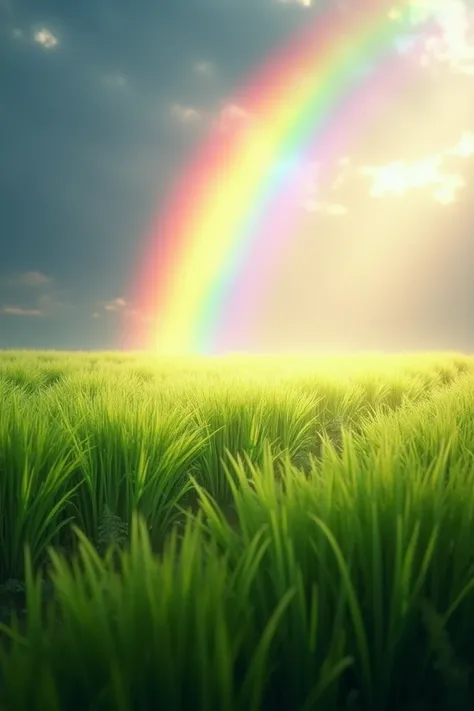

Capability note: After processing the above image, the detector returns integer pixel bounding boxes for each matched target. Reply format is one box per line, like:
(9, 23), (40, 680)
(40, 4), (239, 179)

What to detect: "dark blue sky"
(0, 0), (311, 349)
(1, 0), (474, 353)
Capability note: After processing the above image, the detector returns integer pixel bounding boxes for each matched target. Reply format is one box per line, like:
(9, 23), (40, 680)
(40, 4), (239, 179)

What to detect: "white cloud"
(170, 103), (202, 124)
(33, 27), (58, 50)
(97, 297), (147, 322)
(432, 178), (465, 204)
(360, 130), (473, 205)
(304, 199), (348, 215)
(299, 156), (353, 206)
(169, 100), (250, 134)
(5, 271), (51, 287)
(0, 274), (70, 318)
(400, 0), (474, 75)
(103, 297), (128, 312)
(361, 153), (465, 205)
(1, 306), (44, 317)
(98, 298), (146, 322)
(277, 0), (312, 6)
(193, 60), (214, 76)
(449, 131), (474, 158)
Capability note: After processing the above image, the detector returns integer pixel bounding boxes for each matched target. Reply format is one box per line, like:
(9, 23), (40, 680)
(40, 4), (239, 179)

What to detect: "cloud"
(168, 100), (250, 134)
(98, 297), (145, 322)
(360, 130), (473, 205)
(361, 154), (465, 205)
(10, 24), (59, 49)
(431, 178), (465, 205)
(277, 0), (312, 7)
(396, 0), (474, 75)
(170, 103), (202, 124)
(301, 156), (353, 193)
(216, 103), (251, 133)
(1, 306), (44, 317)
(0, 272), (72, 319)
(299, 157), (353, 213)
(448, 131), (474, 158)
(5, 270), (52, 287)
(304, 199), (348, 215)
(103, 296), (128, 312)
(33, 27), (58, 50)
(193, 60), (214, 76)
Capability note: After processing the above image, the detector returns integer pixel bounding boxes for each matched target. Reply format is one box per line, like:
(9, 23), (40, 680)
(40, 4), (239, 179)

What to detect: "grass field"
(1, 349), (474, 710)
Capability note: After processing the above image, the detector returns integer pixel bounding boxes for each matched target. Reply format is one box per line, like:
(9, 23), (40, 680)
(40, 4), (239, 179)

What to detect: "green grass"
(1, 350), (474, 710)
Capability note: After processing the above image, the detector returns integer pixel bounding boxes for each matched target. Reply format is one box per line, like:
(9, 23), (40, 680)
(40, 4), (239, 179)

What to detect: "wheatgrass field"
(1, 349), (474, 710)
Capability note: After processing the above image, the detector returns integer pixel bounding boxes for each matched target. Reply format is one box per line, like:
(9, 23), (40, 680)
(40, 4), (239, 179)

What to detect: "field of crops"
(1, 350), (474, 710)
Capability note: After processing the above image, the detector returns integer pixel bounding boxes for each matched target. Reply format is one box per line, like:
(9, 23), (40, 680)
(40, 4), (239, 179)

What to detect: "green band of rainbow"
(128, 0), (436, 354)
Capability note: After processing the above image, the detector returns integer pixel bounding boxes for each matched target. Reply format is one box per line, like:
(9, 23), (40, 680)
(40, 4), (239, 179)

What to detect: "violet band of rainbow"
(127, 0), (438, 354)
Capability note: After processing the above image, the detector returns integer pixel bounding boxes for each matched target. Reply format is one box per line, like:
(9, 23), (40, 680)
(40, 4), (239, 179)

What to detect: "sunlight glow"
(361, 155), (465, 204)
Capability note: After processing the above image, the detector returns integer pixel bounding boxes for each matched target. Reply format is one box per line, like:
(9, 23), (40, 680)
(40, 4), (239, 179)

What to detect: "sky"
(1, 0), (474, 353)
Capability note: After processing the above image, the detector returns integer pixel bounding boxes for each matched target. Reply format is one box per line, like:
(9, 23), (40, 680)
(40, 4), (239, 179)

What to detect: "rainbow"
(127, 0), (437, 355)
